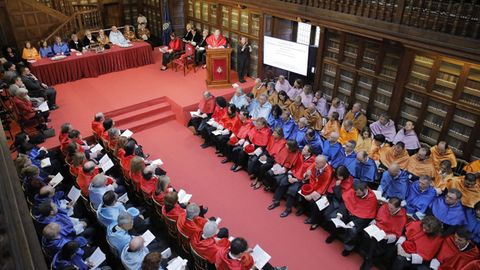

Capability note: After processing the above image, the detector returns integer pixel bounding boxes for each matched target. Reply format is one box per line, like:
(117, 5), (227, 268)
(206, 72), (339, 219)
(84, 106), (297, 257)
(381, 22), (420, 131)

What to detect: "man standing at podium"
(237, 37), (252, 83)
(206, 30), (227, 49)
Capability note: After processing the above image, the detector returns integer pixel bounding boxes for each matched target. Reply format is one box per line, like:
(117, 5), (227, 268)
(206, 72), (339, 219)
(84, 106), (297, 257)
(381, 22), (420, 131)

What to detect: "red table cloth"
(29, 42), (154, 85)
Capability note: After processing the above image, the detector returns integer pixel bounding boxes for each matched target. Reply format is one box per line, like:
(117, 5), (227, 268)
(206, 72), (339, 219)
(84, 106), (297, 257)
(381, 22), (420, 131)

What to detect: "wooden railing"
(277, 0), (480, 39)
(44, 9), (103, 42)
(36, 0), (74, 15)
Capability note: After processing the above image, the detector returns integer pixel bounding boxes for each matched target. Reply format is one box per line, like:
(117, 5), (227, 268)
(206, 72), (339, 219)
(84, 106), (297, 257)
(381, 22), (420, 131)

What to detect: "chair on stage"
(173, 43), (197, 76)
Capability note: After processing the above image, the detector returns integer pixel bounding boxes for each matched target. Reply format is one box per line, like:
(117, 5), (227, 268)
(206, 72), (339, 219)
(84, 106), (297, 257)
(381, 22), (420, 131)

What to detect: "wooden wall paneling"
(390, 48), (414, 124)
(313, 26), (327, 90)
(0, 0), (15, 47)
(169, 0), (185, 35)
(257, 10), (265, 77)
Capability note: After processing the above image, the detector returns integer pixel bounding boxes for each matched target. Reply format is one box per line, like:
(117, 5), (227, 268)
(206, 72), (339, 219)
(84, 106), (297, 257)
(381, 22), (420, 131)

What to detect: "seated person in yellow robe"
(368, 134), (386, 162)
(434, 160), (459, 195)
(463, 160), (480, 177)
(321, 111), (340, 139)
(355, 127), (372, 153)
(303, 104), (323, 131)
(97, 29), (110, 49)
(447, 173), (480, 208)
(378, 141), (410, 170)
(288, 96), (305, 123)
(338, 119), (359, 145)
(252, 78), (268, 98)
(430, 141), (457, 171)
(123, 25), (138, 41)
(272, 91), (291, 111)
(406, 146), (436, 179)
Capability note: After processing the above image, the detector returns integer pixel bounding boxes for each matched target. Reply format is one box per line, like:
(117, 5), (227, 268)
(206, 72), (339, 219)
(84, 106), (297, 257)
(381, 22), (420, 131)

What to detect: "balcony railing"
(279, 0), (480, 39)
(44, 9), (103, 42)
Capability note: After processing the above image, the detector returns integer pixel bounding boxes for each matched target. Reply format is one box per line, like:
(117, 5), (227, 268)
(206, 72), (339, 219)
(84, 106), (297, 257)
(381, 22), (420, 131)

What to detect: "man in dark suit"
(195, 29), (210, 67)
(82, 30), (97, 48)
(19, 66), (58, 109)
(68, 34), (83, 52)
(237, 37), (252, 83)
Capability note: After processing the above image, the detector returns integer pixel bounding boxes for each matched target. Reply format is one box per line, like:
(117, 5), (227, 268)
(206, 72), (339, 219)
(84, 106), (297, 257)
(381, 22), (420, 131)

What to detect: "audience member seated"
(77, 161), (100, 195)
(393, 121), (421, 155)
(91, 112), (105, 137)
(430, 141), (457, 171)
(107, 212), (134, 255)
(464, 160), (480, 176)
(428, 188), (466, 229)
(465, 201), (480, 246)
(21, 165), (46, 199)
(82, 30), (97, 48)
(21, 41), (40, 61)
(19, 66), (58, 109)
(41, 222), (89, 259)
(153, 175), (172, 206)
(52, 241), (92, 270)
(252, 78), (267, 98)
(360, 197), (407, 270)
(97, 29), (111, 49)
(433, 160), (457, 194)
(250, 94), (272, 120)
(405, 175), (436, 218)
(325, 181), (378, 257)
(405, 146), (436, 179)
(88, 174), (120, 209)
(68, 34), (83, 52)
(355, 127), (373, 153)
(430, 228), (479, 270)
(123, 25), (137, 41)
(191, 220), (229, 266)
(378, 163), (409, 201)
(291, 117), (308, 146)
(300, 85), (314, 108)
(162, 191), (185, 221)
(8, 75), (29, 97)
(3, 46), (21, 64)
(160, 32), (182, 71)
(323, 132), (345, 169)
(369, 134), (386, 162)
(141, 252), (166, 270)
(39, 40), (54, 58)
(339, 119), (359, 145)
(52, 36), (70, 55)
(313, 91), (329, 117)
(275, 75), (291, 93)
(346, 151), (377, 184)
(33, 185), (66, 216)
(121, 236), (150, 270)
(187, 91), (216, 134)
(109, 25), (129, 46)
(303, 104), (322, 131)
(321, 111), (341, 138)
(140, 165), (159, 196)
(176, 203), (207, 238)
(378, 142), (409, 169)
(446, 173), (480, 208)
(301, 128), (323, 155)
(339, 140), (356, 169)
(288, 96), (305, 122)
(286, 79), (303, 100)
(13, 87), (50, 124)
(230, 87), (248, 109)
(195, 29), (209, 66)
(344, 103), (367, 131)
(2, 61), (18, 84)
(36, 200), (87, 236)
(391, 216), (443, 270)
(137, 23), (154, 48)
(369, 114), (396, 143)
(328, 97), (346, 121)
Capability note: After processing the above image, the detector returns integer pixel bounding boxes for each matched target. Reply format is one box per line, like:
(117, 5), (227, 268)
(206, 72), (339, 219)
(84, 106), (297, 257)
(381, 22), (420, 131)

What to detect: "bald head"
(315, 155), (328, 169)
(91, 174), (107, 187)
(129, 236), (145, 252)
(437, 141), (448, 154)
(43, 222), (61, 239)
(298, 117), (308, 128)
(329, 132), (339, 143)
(83, 161), (96, 174)
(39, 185), (55, 198)
(388, 163), (401, 177)
(352, 103), (362, 113)
(356, 151), (368, 162)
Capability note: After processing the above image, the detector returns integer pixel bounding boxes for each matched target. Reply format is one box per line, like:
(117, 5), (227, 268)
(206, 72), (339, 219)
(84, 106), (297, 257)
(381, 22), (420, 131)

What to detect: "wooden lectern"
(205, 48), (232, 88)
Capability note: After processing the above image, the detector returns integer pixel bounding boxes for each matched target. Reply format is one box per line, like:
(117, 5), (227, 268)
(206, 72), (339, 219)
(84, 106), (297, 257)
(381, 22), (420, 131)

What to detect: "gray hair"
(108, 128), (120, 139)
(202, 221), (218, 238)
(267, 82), (275, 89)
(94, 112), (105, 121)
(186, 203), (200, 220)
(117, 212), (133, 225)
(91, 174), (107, 187)
(203, 91), (212, 98)
(83, 161), (96, 173)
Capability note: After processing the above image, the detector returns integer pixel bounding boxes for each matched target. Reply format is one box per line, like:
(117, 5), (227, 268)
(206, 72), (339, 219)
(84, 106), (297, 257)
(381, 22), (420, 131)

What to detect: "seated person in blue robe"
(33, 185), (65, 216)
(278, 109), (296, 140)
(246, 93), (258, 115)
(405, 175), (437, 218)
(339, 140), (357, 169)
(465, 201), (480, 245)
(378, 162), (409, 200)
(346, 150), (377, 183)
(41, 222), (88, 259)
(301, 128), (323, 155)
(52, 36), (71, 55)
(428, 188), (467, 228)
(291, 117), (308, 144)
(97, 190), (127, 227)
(107, 212), (134, 256)
(121, 236), (150, 270)
(267, 105), (283, 129)
(36, 199), (79, 236)
(322, 131), (345, 169)
(52, 241), (90, 270)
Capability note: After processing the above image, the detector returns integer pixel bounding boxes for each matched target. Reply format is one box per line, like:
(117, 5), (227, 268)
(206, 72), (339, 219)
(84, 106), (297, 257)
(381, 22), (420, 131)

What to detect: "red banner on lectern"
(212, 58), (227, 81)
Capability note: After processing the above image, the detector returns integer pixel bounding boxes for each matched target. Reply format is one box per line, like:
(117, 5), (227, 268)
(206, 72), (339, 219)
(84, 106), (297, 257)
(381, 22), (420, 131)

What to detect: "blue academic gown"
(267, 114), (282, 129)
(36, 210), (75, 237)
(42, 235), (87, 259)
(97, 202), (127, 227)
(346, 158), (377, 182)
(40, 46), (53, 58)
(107, 223), (133, 255)
(52, 251), (88, 270)
(322, 141), (344, 169)
(53, 42), (70, 55)
(28, 147), (49, 179)
(301, 132), (323, 155)
(247, 99), (259, 115)
(405, 181), (437, 215)
(429, 196), (467, 226)
(292, 126), (308, 146)
(379, 170), (409, 200)
(465, 208), (480, 245)
(281, 118), (296, 140)
(33, 191), (64, 215)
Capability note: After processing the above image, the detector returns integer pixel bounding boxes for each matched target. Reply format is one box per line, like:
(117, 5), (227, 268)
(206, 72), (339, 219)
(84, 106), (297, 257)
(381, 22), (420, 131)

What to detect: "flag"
(162, 0), (173, 45)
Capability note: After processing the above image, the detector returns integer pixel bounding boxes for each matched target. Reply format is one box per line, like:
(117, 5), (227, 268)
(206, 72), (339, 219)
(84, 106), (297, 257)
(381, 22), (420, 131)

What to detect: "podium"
(205, 48), (232, 88)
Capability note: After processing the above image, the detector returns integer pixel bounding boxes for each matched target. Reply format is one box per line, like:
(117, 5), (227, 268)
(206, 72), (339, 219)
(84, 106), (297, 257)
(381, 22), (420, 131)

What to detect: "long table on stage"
(29, 42), (154, 85)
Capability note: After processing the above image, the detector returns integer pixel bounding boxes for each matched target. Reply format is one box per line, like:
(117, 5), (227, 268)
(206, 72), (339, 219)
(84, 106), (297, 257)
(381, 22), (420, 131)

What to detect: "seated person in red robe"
(326, 181), (378, 256)
(248, 127), (286, 182)
(207, 104), (242, 151)
(191, 220), (230, 266)
(187, 91), (216, 134)
(200, 96), (228, 148)
(392, 216), (444, 270)
(160, 32), (183, 71)
(176, 203), (207, 238)
(360, 197), (407, 270)
(76, 161), (99, 195)
(219, 110), (253, 163)
(101, 118), (114, 144)
(13, 87), (49, 124)
(139, 165), (158, 197)
(91, 112), (105, 137)
(162, 191), (185, 221)
(429, 227), (479, 270)
(230, 117), (271, 173)
(153, 175), (173, 206)
(59, 123), (72, 152)
(206, 29), (227, 49)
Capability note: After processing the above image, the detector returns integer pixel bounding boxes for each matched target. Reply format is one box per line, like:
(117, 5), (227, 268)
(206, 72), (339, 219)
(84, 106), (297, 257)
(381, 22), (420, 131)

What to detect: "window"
(297, 22), (311, 45)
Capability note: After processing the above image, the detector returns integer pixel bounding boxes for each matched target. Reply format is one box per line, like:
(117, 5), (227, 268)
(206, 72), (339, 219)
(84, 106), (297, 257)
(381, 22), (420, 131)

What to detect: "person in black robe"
(237, 37), (252, 83)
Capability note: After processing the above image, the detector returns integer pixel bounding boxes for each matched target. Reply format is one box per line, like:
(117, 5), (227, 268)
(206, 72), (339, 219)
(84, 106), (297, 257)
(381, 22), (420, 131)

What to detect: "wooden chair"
(152, 197), (163, 219)
(190, 244), (209, 270)
(163, 215), (178, 240)
(177, 227), (192, 257)
(173, 43), (197, 76)
(455, 158), (469, 176)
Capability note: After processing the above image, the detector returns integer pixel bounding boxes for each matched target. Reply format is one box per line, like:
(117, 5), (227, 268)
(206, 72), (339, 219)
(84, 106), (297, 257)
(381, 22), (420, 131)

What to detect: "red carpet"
(41, 49), (362, 269)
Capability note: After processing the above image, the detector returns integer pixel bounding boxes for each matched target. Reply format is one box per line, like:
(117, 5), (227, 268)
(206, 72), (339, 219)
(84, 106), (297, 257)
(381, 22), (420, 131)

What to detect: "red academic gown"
(215, 247), (254, 270)
(206, 35), (227, 48)
(235, 120), (253, 139)
(460, 260), (480, 270)
(266, 137), (286, 158)
(375, 204), (407, 237)
(140, 177), (158, 197)
(199, 96), (216, 114)
(190, 232), (230, 264)
(437, 235), (480, 270)
(153, 185), (173, 206)
(58, 132), (69, 145)
(168, 38), (183, 51)
(342, 188), (378, 219)
(13, 96), (36, 120)
(327, 175), (354, 194)
(274, 148), (302, 171)
(212, 106), (227, 122)
(247, 126), (271, 147)
(130, 171), (142, 191)
(91, 121), (104, 136)
(162, 204), (185, 221)
(401, 221), (444, 261)
(120, 154), (135, 175)
(291, 155), (316, 180)
(77, 168), (99, 195)
(176, 214), (208, 238)
(306, 163), (334, 194)
(219, 113), (242, 134)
